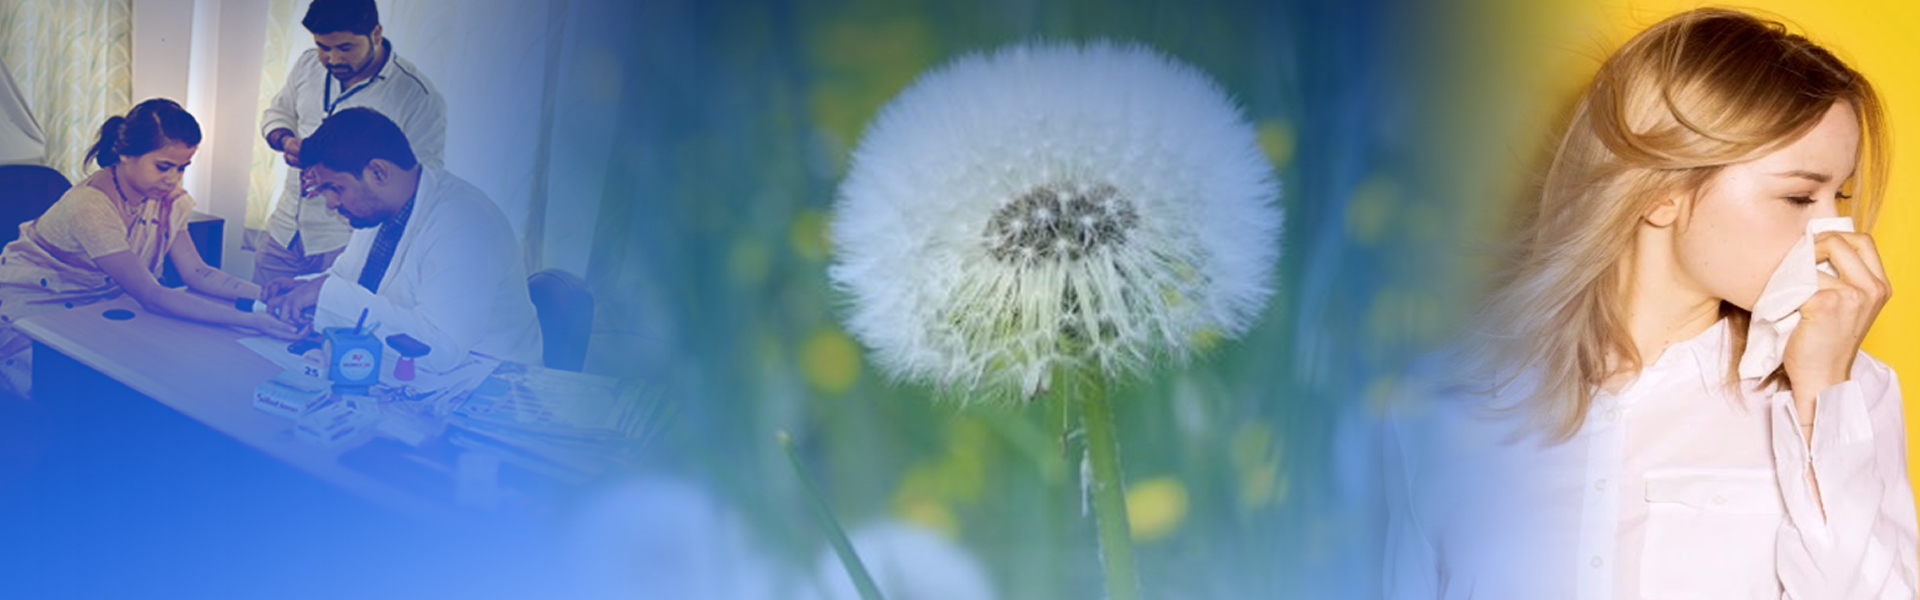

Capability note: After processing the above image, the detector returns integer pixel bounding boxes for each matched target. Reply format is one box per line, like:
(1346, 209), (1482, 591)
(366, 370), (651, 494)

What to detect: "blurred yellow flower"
(1231, 423), (1284, 509)
(1189, 328), (1224, 353)
(1125, 477), (1189, 543)
(940, 426), (989, 504)
(1257, 119), (1295, 169)
(802, 328), (862, 395)
(790, 208), (833, 261)
(945, 416), (994, 454)
(896, 498), (959, 539)
(894, 463), (942, 503)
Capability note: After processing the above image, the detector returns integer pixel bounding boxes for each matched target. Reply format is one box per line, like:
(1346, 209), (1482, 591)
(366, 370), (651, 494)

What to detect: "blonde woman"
(1385, 8), (1916, 598)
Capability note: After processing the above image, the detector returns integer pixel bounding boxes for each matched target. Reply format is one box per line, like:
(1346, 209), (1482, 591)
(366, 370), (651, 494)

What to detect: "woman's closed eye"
(1783, 191), (1850, 207)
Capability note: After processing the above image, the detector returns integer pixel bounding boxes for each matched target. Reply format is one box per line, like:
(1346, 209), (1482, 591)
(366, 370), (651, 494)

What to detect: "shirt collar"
(383, 168), (431, 231)
(1450, 317), (1742, 422)
(370, 38), (397, 83)
(1682, 318), (1732, 391)
(383, 193), (416, 233)
(1594, 317), (1732, 405)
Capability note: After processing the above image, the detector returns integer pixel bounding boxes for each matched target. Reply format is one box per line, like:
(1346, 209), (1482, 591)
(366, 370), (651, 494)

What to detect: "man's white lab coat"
(312, 169), (542, 372)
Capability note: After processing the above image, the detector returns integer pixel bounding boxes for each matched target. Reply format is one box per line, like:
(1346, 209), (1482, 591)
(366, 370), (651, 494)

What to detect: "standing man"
(258, 0), (445, 285)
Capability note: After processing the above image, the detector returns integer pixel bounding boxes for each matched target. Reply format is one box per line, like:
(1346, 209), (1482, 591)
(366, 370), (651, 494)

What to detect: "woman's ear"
(1643, 192), (1684, 228)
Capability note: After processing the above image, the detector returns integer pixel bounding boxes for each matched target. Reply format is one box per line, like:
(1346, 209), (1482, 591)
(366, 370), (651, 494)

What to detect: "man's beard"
(329, 58), (367, 81)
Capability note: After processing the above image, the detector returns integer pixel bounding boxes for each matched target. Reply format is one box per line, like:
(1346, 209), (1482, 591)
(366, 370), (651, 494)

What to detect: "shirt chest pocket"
(1640, 468), (1784, 600)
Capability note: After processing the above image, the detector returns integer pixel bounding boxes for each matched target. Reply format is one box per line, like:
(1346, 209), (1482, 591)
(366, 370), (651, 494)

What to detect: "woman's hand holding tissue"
(1783, 231), (1891, 418)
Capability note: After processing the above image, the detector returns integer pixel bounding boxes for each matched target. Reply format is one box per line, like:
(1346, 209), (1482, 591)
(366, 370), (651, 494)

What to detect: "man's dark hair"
(301, 0), (379, 36)
(302, 107), (418, 177)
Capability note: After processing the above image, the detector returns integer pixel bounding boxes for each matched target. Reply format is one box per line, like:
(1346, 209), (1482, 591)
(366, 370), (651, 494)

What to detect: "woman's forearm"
(137, 286), (259, 329)
(183, 264), (261, 300)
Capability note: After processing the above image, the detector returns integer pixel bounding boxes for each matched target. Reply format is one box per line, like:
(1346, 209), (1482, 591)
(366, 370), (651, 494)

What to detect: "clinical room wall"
(130, 0), (271, 278)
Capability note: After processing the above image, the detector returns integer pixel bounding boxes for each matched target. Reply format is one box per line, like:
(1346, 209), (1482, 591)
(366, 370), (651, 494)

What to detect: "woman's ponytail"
(85, 115), (127, 167)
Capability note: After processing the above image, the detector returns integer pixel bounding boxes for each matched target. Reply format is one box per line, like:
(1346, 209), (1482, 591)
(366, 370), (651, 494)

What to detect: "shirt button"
(1712, 495), (1728, 506)
(1590, 556), (1604, 568)
(1605, 408), (1621, 422)
(1593, 479), (1608, 492)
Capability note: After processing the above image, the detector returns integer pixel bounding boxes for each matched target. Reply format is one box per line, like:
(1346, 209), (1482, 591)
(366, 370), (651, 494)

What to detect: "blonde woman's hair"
(1472, 7), (1889, 439)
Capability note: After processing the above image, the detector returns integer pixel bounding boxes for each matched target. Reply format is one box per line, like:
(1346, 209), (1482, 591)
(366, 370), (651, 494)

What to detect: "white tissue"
(1738, 217), (1854, 379)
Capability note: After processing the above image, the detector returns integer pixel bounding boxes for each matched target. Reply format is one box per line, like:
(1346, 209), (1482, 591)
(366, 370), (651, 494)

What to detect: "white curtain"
(243, 0), (304, 234)
(0, 54), (46, 166)
(0, 0), (131, 180)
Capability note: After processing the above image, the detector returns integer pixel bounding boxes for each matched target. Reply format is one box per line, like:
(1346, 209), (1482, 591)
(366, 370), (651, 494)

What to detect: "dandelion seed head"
(984, 182), (1138, 265)
(829, 40), (1282, 403)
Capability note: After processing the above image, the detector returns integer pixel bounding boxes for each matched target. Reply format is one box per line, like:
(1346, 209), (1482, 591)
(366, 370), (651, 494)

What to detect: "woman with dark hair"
(0, 98), (301, 397)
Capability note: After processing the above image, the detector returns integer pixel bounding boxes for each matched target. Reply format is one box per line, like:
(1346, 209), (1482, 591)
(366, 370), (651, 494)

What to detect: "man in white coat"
(257, 0), (446, 285)
(264, 108), (540, 372)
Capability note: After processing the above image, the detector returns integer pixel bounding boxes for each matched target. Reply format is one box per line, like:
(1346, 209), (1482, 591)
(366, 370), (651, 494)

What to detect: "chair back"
(527, 268), (593, 371)
(0, 164), (69, 246)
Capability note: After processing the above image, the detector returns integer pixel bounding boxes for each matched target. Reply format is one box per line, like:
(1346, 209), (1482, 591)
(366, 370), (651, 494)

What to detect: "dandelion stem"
(778, 430), (888, 600)
(1073, 373), (1140, 600)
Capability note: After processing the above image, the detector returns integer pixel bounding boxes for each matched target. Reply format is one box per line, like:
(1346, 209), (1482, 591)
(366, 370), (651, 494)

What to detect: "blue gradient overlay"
(0, 0), (1491, 598)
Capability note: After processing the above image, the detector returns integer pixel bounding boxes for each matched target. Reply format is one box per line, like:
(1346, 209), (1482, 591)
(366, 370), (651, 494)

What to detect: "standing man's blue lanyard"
(323, 72), (376, 115)
(297, 65), (378, 249)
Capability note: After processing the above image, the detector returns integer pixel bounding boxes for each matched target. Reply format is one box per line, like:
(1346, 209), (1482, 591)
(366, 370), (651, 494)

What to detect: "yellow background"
(1565, 0), (1920, 499)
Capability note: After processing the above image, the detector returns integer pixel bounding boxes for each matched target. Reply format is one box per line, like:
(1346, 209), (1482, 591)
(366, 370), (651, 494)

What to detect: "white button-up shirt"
(260, 39), (446, 255)
(1386, 318), (1917, 599)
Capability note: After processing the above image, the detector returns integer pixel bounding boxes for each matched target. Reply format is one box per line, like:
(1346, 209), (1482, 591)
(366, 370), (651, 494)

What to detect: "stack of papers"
(446, 363), (670, 484)
(295, 397), (364, 446)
